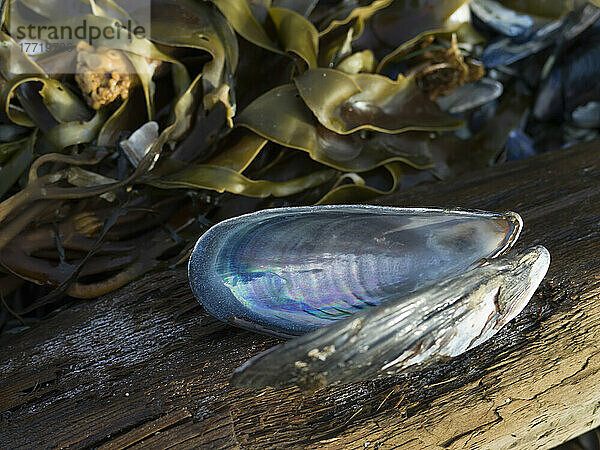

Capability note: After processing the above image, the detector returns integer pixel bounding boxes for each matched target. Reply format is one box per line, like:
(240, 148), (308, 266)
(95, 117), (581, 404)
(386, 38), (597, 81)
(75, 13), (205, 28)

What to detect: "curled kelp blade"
(231, 246), (550, 390)
(189, 206), (522, 338)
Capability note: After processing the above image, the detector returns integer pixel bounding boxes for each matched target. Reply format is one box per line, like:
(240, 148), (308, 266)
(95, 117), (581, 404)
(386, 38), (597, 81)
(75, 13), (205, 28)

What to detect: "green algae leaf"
(0, 124), (29, 143)
(159, 73), (204, 146)
(66, 167), (117, 202)
(39, 80), (91, 123)
(211, 1), (321, 71)
(126, 53), (157, 121)
(211, 0), (282, 54)
(0, 137), (23, 164)
(96, 94), (144, 147)
(0, 31), (46, 78)
(0, 131), (36, 197)
(367, 0), (470, 46)
(44, 109), (108, 150)
(316, 162), (403, 205)
(237, 84), (434, 172)
(0, 76), (47, 128)
(149, 0), (238, 100)
(206, 131), (268, 172)
(136, 71), (204, 166)
(336, 50), (377, 74)
(269, 7), (319, 69)
(18, 0), (127, 19)
(272, 0), (319, 17)
(0, 74), (205, 225)
(294, 69), (463, 135)
(318, 0), (393, 37)
(149, 163), (336, 198)
(5, 11), (190, 122)
(0, 33), (90, 126)
(153, 131), (332, 200)
(0, 75), (90, 130)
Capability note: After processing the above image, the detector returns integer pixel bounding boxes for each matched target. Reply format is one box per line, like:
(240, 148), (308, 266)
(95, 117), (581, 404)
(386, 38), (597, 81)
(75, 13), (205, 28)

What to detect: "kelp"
(0, 33), (90, 127)
(317, 0), (393, 37)
(272, 0), (319, 17)
(39, 80), (91, 123)
(212, 0), (323, 72)
(294, 68), (463, 134)
(237, 84), (436, 172)
(0, 131), (36, 197)
(149, 162), (337, 198)
(269, 7), (319, 69)
(96, 94), (143, 147)
(0, 0), (563, 307)
(366, 0), (470, 46)
(337, 50), (377, 74)
(44, 109), (107, 149)
(316, 162), (403, 204)
(212, 0), (282, 54)
(149, 0), (238, 107)
(204, 131), (268, 172)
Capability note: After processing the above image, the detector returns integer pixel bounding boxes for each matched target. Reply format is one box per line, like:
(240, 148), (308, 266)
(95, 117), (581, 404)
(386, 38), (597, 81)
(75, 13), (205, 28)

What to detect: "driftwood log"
(1, 141), (600, 449)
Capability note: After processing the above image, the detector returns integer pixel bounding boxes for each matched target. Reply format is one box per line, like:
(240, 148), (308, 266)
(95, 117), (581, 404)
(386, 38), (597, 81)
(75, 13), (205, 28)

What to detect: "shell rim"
(190, 204), (523, 257)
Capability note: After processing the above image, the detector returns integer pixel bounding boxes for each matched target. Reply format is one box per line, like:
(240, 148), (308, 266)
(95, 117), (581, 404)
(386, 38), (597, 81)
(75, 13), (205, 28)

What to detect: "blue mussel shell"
(189, 206), (522, 338)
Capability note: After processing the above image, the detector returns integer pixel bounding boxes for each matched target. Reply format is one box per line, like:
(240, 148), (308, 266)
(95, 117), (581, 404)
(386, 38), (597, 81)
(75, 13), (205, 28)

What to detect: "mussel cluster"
(470, 0), (600, 156)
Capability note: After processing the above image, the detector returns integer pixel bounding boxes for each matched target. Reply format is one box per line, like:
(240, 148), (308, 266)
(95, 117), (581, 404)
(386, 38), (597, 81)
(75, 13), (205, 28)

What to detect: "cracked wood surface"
(1, 140), (600, 449)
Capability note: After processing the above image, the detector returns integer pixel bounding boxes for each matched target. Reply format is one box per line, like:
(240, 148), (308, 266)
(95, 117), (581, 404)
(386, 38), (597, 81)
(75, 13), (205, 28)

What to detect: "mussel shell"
(231, 246), (551, 390)
(436, 78), (504, 114)
(470, 0), (534, 38)
(534, 34), (600, 121)
(572, 101), (600, 128)
(506, 129), (537, 161)
(481, 22), (559, 68)
(482, 3), (600, 69)
(189, 206), (522, 338)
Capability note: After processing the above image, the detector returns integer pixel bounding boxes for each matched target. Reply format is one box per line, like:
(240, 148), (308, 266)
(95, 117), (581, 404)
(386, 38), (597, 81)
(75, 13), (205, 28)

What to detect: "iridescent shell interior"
(188, 206), (522, 337)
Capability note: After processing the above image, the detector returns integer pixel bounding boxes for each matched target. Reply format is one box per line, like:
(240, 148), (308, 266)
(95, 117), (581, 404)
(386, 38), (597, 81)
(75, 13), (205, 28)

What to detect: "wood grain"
(1, 140), (599, 449)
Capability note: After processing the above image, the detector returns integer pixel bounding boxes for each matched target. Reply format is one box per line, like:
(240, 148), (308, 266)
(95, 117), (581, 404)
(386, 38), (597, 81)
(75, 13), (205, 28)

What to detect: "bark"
(1, 140), (600, 449)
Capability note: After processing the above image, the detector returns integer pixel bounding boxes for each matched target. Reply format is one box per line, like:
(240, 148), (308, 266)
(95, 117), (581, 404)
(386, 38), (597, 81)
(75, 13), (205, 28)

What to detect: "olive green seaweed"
(0, 0), (547, 300)
(237, 84), (439, 172)
(294, 68), (463, 134)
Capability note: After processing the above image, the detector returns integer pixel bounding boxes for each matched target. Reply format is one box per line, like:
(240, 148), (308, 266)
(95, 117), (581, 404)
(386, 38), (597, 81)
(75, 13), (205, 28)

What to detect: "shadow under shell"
(189, 205), (522, 338)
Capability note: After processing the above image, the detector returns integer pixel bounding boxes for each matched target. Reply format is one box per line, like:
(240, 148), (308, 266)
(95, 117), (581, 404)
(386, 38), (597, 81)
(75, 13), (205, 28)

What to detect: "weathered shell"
(506, 129), (536, 161)
(482, 3), (600, 68)
(481, 22), (560, 68)
(231, 246), (550, 390)
(470, 0), (534, 37)
(189, 206), (522, 338)
(534, 32), (600, 121)
(572, 101), (600, 128)
(436, 78), (503, 114)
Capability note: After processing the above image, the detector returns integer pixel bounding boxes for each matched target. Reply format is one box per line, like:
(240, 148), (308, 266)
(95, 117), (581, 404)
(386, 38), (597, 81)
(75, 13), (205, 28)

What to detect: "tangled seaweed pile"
(0, 0), (599, 327)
